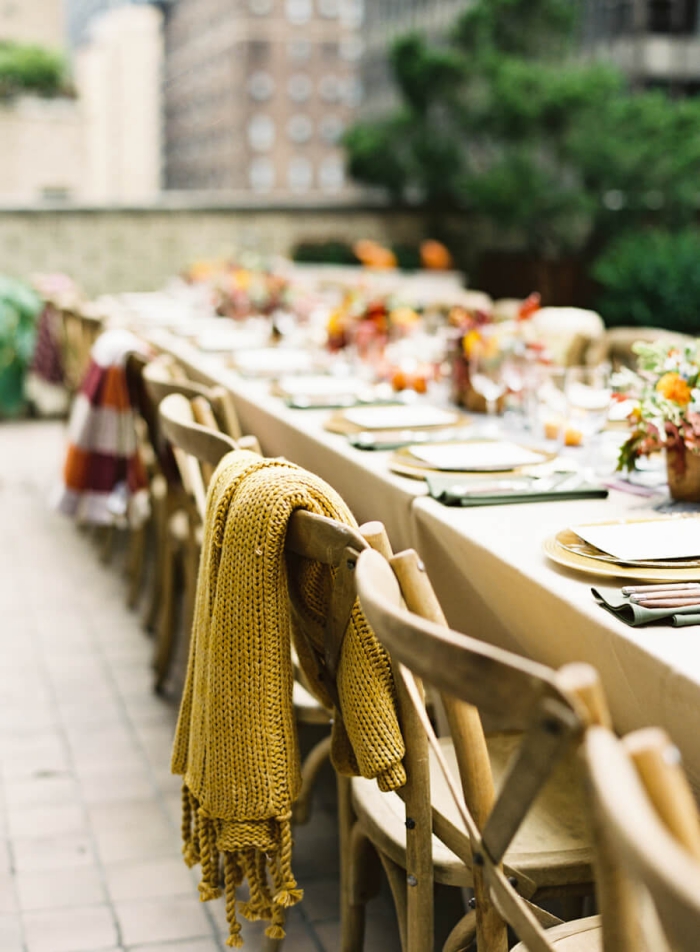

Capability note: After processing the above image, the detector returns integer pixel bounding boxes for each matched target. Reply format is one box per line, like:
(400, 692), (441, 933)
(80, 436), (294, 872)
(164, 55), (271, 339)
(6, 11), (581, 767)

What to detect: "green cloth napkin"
(426, 474), (609, 508)
(592, 586), (700, 628)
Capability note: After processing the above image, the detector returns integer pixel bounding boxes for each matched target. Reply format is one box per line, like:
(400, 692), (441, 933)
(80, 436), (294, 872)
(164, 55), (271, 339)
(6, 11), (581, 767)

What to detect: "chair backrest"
(355, 546), (609, 952)
(158, 391), (392, 701)
(143, 356), (243, 440)
(585, 725), (700, 952)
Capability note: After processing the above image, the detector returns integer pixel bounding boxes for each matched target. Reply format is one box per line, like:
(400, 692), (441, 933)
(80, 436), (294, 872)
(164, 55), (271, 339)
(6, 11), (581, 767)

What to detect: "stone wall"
(0, 202), (430, 296)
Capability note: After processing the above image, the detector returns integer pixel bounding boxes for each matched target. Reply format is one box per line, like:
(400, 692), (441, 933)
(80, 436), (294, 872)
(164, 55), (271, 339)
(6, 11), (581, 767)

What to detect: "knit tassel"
(271, 813), (303, 908)
(198, 814), (222, 901)
(182, 786), (201, 868)
(224, 852), (244, 948)
(238, 849), (272, 922)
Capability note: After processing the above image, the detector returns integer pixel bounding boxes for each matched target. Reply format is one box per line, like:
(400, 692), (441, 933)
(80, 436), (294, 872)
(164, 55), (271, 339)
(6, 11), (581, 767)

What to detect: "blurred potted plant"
(617, 341), (700, 501)
(0, 275), (41, 417)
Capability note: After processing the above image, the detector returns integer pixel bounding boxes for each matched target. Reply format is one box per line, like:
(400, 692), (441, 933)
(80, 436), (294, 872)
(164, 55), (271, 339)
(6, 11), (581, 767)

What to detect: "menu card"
(233, 349), (315, 376)
(571, 518), (700, 562)
(342, 406), (457, 430)
(410, 441), (545, 472)
(277, 375), (363, 397)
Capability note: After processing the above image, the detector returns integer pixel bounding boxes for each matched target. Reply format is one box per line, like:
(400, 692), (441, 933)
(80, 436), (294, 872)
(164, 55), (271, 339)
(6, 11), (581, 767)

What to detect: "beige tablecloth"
(412, 494), (700, 792)
(148, 327), (700, 791)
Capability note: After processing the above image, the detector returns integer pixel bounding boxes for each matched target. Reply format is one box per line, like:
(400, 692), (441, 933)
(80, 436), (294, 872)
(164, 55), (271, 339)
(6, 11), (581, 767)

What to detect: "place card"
(342, 406), (458, 431)
(275, 375), (364, 397)
(571, 517), (700, 562)
(410, 441), (546, 472)
(232, 348), (316, 376)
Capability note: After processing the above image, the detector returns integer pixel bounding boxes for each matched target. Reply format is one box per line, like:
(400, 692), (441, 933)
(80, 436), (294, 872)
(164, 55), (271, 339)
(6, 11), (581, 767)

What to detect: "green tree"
(343, 0), (700, 260)
(0, 42), (69, 99)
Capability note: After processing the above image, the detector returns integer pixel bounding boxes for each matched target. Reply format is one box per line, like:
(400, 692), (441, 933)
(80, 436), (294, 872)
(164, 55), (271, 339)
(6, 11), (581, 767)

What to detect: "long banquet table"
(144, 326), (700, 792)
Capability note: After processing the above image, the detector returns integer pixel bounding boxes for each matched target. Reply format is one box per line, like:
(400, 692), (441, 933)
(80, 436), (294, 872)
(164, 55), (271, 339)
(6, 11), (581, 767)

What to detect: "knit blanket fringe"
(171, 451), (406, 946)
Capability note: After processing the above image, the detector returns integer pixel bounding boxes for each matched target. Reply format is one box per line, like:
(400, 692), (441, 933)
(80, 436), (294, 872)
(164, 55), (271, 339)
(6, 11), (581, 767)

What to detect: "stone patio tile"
(23, 903), (117, 952)
(15, 865), (105, 912)
(114, 893), (213, 946)
(104, 855), (194, 902)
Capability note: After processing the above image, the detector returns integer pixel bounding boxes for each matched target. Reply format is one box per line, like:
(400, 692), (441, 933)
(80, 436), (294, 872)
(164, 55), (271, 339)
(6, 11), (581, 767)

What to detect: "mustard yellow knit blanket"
(171, 450), (406, 947)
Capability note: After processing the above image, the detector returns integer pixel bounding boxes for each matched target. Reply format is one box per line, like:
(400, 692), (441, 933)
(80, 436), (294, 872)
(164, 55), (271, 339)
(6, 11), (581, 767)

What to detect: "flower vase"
(666, 446), (700, 503)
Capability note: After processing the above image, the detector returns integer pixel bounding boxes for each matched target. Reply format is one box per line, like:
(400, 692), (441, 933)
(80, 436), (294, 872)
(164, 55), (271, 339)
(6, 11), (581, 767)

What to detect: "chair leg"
(153, 535), (178, 694)
(339, 777), (382, 952)
(442, 910), (477, 952)
(126, 523), (147, 609)
(144, 492), (168, 633)
(98, 524), (115, 564)
(378, 853), (409, 952)
(292, 733), (332, 826)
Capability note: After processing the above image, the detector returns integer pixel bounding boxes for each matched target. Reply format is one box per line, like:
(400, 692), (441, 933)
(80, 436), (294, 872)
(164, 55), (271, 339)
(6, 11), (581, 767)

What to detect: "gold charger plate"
(556, 522), (700, 570)
(388, 441), (556, 482)
(544, 532), (700, 582)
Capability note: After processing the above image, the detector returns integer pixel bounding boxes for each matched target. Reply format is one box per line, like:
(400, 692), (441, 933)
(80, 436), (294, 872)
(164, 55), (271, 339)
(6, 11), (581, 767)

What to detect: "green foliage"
(343, 0), (700, 260)
(0, 42), (69, 99)
(0, 276), (41, 417)
(592, 229), (700, 334)
(292, 241), (359, 266)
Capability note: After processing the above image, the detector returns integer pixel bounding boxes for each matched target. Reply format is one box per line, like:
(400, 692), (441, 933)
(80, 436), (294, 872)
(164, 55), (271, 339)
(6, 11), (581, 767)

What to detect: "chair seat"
(293, 679), (331, 725)
(351, 733), (593, 890)
(511, 915), (601, 951)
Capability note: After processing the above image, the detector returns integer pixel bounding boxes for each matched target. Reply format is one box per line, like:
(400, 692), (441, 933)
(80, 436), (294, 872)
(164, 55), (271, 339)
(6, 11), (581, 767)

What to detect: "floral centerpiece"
(617, 340), (700, 500)
(449, 293), (542, 412)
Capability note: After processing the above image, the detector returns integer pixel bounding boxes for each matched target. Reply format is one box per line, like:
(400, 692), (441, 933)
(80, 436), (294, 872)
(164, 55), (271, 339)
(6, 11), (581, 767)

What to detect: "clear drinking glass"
(469, 328), (507, 424)
(565, 364), (612, 475)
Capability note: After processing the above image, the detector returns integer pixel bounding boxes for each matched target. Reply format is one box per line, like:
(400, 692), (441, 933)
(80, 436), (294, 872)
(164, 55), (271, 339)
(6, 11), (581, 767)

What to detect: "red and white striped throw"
(55, 329), (150, 526)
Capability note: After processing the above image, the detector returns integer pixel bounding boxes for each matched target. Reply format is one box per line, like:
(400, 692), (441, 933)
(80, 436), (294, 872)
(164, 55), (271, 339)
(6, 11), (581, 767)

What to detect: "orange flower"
(656, 372), (692, 406)
(420, 239), (452, 270)
(353, 239), (397, 269)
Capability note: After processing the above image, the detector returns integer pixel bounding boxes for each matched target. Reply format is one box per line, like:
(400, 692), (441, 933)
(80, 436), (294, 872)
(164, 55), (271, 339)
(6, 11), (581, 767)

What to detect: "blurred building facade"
(360, 0), (468, 117)
(581, 0), (700, 94)
(73, 4), (163, 202)
(162, 0), (364, 198)
(66, 0), (163, 48)
(0, 0), (66, 48)
(0, 0), (86, 204)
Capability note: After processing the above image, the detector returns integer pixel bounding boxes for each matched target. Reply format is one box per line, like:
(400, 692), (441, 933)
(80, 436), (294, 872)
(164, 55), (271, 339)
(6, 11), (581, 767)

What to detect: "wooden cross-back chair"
(58, 303), (105, 395)
(141, 360), (257, 692)
(159, 391), (394, 838)
(350, 546), (610, 952)
(577, 725), (700, 952)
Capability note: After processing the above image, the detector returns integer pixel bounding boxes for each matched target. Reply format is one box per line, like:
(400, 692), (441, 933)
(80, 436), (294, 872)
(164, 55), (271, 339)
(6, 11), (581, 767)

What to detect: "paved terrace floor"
(0, 421), (405, 952)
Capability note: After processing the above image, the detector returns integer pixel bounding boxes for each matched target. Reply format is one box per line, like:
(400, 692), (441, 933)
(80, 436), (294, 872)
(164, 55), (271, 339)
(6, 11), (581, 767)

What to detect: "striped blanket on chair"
(54, 329), (150, 527)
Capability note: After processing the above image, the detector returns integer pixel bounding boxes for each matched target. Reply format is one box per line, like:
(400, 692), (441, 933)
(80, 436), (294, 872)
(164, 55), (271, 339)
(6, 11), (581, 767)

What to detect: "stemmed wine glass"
(565, 364), (612, 478)
(469, 328), (507, 433)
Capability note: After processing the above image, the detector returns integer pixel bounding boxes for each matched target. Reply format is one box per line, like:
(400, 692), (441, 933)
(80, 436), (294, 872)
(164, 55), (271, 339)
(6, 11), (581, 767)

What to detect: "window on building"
(288, 73), (313, 101)
(249, 40), (271, 62)
(319, 114), (345, 143)
(339, 0), (363, 27)
(318, 0), (340, 17)
(287, 114), (314, 143)
(648, 0), (698, 33)
(287, 156), (313, 192)
(319, 74), (342, 102)
(343, 76), (363, 107)
(249, 157), (276, 192)
(248, 71), (275, 101)
(285, 0), (313, 24)
(288, 39), (312, 61)
(318, 156), (345, 192)
(248, 114), (276, 151)
(339, 36), (364, 61)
